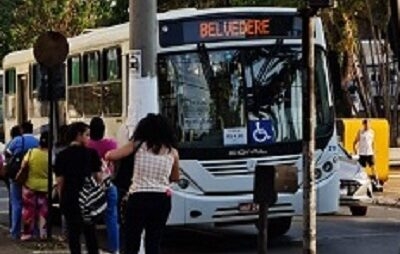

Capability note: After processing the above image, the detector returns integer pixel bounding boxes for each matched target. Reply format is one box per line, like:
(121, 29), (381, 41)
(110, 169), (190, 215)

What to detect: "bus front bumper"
(167, 191), (295, 226)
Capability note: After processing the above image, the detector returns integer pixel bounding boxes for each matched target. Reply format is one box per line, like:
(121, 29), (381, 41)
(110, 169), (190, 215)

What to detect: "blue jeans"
(105, 184), (119, 252)
(10, 180), (22, 239)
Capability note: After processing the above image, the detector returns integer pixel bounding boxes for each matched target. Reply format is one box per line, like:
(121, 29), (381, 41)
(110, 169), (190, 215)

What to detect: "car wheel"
(350, 206), (368, 216)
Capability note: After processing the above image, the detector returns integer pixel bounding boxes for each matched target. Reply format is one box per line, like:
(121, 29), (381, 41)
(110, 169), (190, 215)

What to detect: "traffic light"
(308, 0), (334, 8)
(38, 63), (66, 101)
(50, 64), (66, 100)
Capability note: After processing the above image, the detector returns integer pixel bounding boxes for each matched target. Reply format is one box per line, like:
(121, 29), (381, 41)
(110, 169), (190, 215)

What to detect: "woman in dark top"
(55, 122), (102, 254)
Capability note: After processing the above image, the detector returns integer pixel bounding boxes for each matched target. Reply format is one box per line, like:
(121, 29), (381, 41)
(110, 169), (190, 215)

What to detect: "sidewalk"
(0, 223), (145, 254)
(0, 225), (28, 254)
(372, 166), (400, 207)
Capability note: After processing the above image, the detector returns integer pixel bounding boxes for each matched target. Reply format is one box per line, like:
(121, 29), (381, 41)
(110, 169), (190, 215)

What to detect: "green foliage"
(0, 0), (21, 67)
(1, 0), (116, 65)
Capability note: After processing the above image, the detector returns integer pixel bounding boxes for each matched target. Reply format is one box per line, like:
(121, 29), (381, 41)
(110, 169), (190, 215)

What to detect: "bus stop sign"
(33, 31), (69, 68)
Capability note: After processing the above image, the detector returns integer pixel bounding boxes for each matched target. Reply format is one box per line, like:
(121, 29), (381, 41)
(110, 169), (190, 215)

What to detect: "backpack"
(78, 148), (111, 223)
(78, 176), (110, 223)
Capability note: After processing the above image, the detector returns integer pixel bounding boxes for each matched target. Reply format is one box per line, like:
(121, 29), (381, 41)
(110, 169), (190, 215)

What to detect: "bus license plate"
(239, 203), (259, 213)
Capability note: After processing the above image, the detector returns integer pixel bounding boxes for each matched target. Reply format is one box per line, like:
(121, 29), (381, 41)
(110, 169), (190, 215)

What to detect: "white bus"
(2, 7), (339, 235)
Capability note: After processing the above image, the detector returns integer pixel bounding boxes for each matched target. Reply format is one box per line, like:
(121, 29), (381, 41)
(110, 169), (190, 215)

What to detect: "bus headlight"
(322, 161), (333, 173)
(315, 168), (322, 179)
(178, 179), (190, 189)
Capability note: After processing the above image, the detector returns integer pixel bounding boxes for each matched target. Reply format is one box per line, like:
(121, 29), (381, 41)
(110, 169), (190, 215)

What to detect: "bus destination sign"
(159, 14), (302, 47)
(199, 19), (271, 39)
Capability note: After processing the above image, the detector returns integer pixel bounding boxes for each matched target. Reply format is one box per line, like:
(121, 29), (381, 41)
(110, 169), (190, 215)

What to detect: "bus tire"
(350, 206), (368, 216)
(255, 217), (292, 237)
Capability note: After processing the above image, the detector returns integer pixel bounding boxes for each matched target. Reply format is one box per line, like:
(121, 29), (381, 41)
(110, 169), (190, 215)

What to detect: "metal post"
(257, 203), (268, 254)
(302, 8), (317, 254)
(254, 166), (276, 254)
(128, 0), (158, 125)
(47, 68), (54, 239)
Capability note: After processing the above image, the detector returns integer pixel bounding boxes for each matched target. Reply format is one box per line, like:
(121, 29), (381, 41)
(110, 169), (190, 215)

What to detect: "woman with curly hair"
(105, 113), (180, 254)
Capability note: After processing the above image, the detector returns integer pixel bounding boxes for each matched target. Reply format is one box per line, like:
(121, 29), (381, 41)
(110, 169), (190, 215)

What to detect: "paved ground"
(0, 225), (26, 254)
(373, 167), (400, 206)
(1, 167), (400, 253)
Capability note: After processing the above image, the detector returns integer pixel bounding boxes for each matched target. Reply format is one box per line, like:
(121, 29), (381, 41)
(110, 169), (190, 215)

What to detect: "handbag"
(15, 149), (33, 186)
(112, 141), (143, 194)
(5, 136), (25, 180)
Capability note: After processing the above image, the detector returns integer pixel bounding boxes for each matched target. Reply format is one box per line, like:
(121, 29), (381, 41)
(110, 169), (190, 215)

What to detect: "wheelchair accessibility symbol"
(248, 120), (274, 144)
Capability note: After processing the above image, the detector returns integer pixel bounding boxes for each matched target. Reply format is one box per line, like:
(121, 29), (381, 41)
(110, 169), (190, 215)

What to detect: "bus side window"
(68, 55), (82, 86)
(102, 47), (123, 117)
(103, 47), (122, 81)
(29, 64), (49, 117)
(67, 55), (84, 118)
(5, 69), (16, 119)
(83, 51), (100, 83)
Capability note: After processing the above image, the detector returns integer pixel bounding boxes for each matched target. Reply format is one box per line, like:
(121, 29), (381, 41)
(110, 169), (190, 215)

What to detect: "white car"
(336, 144), (373, 216)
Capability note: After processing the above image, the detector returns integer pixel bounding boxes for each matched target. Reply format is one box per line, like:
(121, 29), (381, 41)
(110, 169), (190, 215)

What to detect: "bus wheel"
(350, 206), (368, 216)
(255, 217), (292, 237)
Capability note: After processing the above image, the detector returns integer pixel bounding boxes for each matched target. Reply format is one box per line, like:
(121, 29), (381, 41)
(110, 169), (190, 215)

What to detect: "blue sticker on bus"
(248, 120), (275, 144)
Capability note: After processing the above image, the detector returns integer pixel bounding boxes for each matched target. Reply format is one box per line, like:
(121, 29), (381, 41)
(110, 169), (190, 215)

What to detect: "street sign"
(33, 31), (69, 68)
(130, 49), (142, 78)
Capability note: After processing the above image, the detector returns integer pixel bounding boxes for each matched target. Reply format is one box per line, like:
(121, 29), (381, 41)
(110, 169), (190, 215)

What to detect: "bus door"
(17, 74), (29, 124)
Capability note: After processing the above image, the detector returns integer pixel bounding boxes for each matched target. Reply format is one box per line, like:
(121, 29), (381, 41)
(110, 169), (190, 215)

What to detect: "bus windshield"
(158, 45), (332, 149)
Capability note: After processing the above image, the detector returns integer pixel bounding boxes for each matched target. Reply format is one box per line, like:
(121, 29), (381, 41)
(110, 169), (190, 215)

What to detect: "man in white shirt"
(353, 119), (382, 191)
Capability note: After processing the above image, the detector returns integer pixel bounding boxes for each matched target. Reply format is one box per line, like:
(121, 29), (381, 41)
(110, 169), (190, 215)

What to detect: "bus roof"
(3, 7), (325, 69)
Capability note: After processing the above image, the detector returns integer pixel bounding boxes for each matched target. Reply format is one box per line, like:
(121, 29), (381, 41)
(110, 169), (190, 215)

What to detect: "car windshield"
(158, 45), (332, 149)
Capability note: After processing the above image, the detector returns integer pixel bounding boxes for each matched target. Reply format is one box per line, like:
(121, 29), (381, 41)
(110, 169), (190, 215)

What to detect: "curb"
(371, 196), (400, 208)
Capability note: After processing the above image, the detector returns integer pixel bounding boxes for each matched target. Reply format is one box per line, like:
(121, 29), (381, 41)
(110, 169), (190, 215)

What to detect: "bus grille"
(212, 203), (294, 223)
(200, 155), (300, 177)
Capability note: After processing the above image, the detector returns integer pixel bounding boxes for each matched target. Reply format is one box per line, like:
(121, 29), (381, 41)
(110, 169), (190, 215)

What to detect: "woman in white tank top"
(105, 114), (180, 254)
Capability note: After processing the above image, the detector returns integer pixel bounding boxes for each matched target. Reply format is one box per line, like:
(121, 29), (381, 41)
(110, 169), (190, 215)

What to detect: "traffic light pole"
(33, 31), (68, 242)
(302, 8), (317, 254)
(47, 68), (54, 239)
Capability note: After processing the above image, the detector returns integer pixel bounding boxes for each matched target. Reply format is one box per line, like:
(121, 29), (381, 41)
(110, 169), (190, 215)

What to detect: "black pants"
(64, 212), (99, 254)
(124, 192), (171, 254)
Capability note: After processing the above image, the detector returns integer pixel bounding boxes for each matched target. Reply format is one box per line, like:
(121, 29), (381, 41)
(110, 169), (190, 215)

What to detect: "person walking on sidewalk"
(87, 117), (119, 254)
(105, 113), (180, 254)
(353, 119), (382, 191)
(20, 131), (49, 241)
(6, 121), (39, 240)
(55, 122), (102, 254)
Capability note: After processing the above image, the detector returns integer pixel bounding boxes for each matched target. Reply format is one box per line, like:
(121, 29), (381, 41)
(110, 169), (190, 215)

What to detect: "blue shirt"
(7, 134), (39, 155)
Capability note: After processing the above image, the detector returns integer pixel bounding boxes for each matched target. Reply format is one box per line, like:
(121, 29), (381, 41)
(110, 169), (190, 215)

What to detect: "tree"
(0, 0), (21, 68)
(9, 0), (113, 51)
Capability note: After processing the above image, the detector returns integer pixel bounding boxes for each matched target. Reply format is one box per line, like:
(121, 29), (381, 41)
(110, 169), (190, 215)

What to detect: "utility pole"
(301, 1), (333, 253)
(301, 7), (317, 254)
(128, 0), (158, 127)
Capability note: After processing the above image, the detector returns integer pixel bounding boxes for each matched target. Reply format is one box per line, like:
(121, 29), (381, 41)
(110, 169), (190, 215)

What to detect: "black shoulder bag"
(112, 140), (143, 194)
(6, 136), (25, 180)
